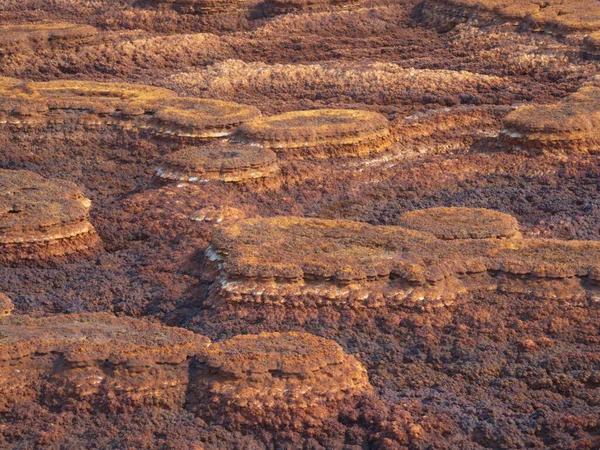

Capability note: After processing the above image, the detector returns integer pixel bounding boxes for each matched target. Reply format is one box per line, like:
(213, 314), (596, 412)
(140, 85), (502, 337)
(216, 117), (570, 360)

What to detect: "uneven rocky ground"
(1, 0), (600, 448)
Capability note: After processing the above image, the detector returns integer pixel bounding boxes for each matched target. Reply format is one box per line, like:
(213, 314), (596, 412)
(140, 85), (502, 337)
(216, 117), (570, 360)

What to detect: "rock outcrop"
(170, 60), (509, 107)
(186, 332), (371, 429)
(398, 207), (520, 240)
(237, 109), (391, 159)
(156, 141), (279, 182)
(0, 169), (99, 263)
(501, 85), (600, 154)
(0, 78), (260, 139)
(0, 313), (210, 413)
(264, 0), (359, 16)
(419, 0), (600, 34)
(149, 98), (261, 141)
(0, 23), (98, 54)
(206, 212), (600, 308)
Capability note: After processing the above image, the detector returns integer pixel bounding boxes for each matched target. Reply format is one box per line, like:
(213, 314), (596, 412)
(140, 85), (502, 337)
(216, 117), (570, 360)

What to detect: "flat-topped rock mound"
(0, 313), (210, 412)
(207, 216), (600, 308)
(187, 332), (371, 429)
(420, 0), (600, 33)
(0, 23), (98, 54)
(156, 141), (278, 182)
(171, 60), (509, 107)
(399, 207), (520, 240)
(501, 86), (600, 153)
(150, 98), (261, 140)
(264, 0), (359, 16)
(0, 169), (99, 263)
(0, 78), (260, 136)
(237, 109), (391, 159)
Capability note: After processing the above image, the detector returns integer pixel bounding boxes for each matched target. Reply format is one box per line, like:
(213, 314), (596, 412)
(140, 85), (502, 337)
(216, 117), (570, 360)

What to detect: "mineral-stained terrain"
(1, 0), (600, 448)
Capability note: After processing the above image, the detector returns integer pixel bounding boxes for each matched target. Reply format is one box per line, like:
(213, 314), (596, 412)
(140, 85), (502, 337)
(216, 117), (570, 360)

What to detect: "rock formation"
(186, 332), (371, 429)
(398, 207), (520, 240)
(237, 109), (391, 159)
(149, 98), (261, 141)
(264, 0), (358, 16)
(0, 78), (260, 138)
(0, 313), (210, 413)
(206, 213), (600, 308)
(156, 141), (279, 182)
(0, 169), (99, 263)
(419, 0), (600, 34)
(170, 60), (509, 107)
(0, 23), (98, 54)
(501, 85), (600, 154)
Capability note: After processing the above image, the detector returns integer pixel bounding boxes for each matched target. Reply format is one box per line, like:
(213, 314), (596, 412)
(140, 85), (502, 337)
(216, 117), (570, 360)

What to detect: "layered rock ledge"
(0, 79), (260, 138)
(398, 207), (520, 240)
(156, 141), (279, 182)
(419, 0), (600, 34)
(0, 169), (99, 263)
(0, 23), (98, 54)
(237, 109), (391, 159)
(264, 0), (359, 16)
(207, 212), (600, 309)
(500, 85), (600, 154)
(0, 313), (210, 412)
(186, 332), (371, 429)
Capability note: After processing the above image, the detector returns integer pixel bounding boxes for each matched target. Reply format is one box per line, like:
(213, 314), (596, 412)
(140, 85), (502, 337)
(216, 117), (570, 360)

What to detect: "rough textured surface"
(237, 109), (391, 158)
(398, 207), (520, 239)
(0, 23), (98, 54)
(420, 0), (600, 33)
(171, 59), (510, 107)
(208, 216), (600, 307)
(0, 313), (210, 413)
(0, 79), (260, 138)
(501, 84), (600, 153)
(0, 169), (99, 263)
(1, 0), (600, 447)
(150, 98), (261, 140)
(156, 141), (279, 182)
(264, 0), (359, 15)
(187, 332), (371, 429)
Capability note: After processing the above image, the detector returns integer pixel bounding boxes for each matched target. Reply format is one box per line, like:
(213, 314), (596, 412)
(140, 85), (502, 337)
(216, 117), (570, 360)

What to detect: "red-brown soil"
(1, 0), (600, 449)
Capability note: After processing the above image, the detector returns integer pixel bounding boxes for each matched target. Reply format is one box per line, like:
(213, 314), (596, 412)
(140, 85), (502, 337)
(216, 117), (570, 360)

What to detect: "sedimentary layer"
(155, 141), (279, 182)
(186, 332), (371, 429)
(0, 169), (99, 263)
(0, 313), (210, 412)
(419, 0), (600, 34)
(237, 109), (391, 159)
(500, 85), (600, 153)
(207, 214), (600, 308)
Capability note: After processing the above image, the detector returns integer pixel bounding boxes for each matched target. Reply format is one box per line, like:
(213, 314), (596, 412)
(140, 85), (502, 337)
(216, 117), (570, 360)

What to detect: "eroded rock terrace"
(0, 169), (99, 263)
(187, 332), (371, 429)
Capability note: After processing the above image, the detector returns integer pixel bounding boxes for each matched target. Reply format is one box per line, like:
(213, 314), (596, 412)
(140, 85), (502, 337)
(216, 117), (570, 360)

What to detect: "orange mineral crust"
(237, 109), (391, 159)
(398, 207), (520, 240)
(0, 79), (260, 138)
(420, 0), (600, 33)
(208, 214), (600, 308)
(0, 313), (210, 412)
(0, 23), (98, 54)
(264, 0), (359, 16)
(501, 85), (600, 154)
(0, 169), (99, 263)
(187, 332), (371, 429)
(156, 141), (279, 182)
